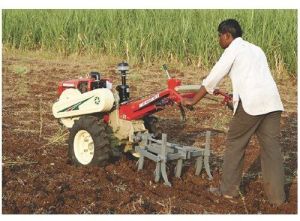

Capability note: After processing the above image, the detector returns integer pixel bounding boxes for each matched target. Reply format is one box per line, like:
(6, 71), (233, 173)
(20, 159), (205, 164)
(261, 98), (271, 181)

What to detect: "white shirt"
(202, 37), (284, 115)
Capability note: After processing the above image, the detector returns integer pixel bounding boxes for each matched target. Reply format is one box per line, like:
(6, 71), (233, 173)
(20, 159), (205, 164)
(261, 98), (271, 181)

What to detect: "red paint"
(103, 114), (110, 124)
(167, 78), (181, 90)
(118, 86), (192, 121)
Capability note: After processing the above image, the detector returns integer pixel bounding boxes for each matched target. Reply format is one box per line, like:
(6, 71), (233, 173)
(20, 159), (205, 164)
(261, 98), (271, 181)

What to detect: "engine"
(52, 71), (115, 128)
(57, 72), (113, 96)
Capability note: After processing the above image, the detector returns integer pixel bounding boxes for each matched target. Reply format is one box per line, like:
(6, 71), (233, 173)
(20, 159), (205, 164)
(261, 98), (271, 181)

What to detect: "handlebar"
(161, 65), (234, 121)
(213, 89), (233, 111)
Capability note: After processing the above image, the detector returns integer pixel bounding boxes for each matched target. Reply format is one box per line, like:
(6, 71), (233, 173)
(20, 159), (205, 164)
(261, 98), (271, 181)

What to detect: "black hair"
(218, 19), (243, 38)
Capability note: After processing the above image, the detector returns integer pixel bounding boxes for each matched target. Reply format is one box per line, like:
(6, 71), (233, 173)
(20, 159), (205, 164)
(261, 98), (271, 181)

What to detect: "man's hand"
(181, 98), (193, 106)
(181, 98), (195, 111)
(181, 85), (208, 107)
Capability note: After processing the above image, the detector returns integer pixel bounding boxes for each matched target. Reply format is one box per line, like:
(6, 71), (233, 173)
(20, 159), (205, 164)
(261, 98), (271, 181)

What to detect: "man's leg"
(220, 103), (263, 197)
(255, 111), (286, 205)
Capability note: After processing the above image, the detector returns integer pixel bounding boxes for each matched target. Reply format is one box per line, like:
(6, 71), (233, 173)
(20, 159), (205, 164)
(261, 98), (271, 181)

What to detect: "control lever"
(162, 64), (171, 79)
(178, 104), (186, 122)
(178, 103), (195, 122)
(185, 105), (194, 111)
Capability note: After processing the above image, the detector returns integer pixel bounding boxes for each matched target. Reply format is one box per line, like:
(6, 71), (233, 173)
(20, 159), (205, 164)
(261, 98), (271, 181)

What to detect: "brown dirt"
(2, 51), (297, 214)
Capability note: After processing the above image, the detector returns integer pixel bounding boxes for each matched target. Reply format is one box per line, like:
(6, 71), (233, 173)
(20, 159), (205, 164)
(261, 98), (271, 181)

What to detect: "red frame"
(118, 79), (195, 120)
(57, 76), (232, 123)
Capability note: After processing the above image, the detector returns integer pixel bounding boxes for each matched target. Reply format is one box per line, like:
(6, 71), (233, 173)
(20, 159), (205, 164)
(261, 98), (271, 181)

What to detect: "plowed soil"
(2, 51), (297, 214)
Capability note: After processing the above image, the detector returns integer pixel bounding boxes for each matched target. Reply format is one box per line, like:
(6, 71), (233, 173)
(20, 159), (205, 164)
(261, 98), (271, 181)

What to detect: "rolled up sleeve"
(202, 46), (237, 94)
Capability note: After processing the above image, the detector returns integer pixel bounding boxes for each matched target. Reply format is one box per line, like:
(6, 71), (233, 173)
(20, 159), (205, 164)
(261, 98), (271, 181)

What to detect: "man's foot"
(208, 187), (236, 199)
(208, 187), (222, 196)
(269, 200), (286, 207)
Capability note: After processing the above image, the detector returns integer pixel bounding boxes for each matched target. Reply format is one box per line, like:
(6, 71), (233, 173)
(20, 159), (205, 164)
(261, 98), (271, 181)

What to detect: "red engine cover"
(57, 78), (112, 96)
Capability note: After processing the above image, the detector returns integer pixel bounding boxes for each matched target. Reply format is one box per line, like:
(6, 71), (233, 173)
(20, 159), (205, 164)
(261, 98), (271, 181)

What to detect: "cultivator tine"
(160, 134), (171, 186)
(204, 131), (213, 180)
(195, 156), (203, 176)
(175, 159), (183, 178)
(137, 156), (144, 171)
(154, 163), (161, 183)
(161, 162), (171, 187)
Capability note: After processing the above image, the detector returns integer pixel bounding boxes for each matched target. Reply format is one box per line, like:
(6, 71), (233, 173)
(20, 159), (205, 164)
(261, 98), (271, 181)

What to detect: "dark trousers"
(220, 102), (286, 205)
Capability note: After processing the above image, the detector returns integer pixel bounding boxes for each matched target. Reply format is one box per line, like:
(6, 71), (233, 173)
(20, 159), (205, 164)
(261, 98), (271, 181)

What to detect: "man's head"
(217, 19), (243, 49)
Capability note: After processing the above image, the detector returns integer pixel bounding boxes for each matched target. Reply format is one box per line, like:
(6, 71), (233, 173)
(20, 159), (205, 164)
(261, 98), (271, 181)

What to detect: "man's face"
(218, 32), (232, 49)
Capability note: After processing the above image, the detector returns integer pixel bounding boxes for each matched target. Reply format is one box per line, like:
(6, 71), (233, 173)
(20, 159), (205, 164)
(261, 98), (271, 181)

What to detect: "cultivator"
(134, 131), (212, 186)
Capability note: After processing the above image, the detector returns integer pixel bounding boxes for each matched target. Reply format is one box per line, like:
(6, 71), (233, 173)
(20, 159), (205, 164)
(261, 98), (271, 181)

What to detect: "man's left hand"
(181, 98), (193, 106)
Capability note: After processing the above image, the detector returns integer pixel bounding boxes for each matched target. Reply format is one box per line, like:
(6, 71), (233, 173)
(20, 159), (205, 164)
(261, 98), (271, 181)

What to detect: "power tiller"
(52, 62), (232, 186)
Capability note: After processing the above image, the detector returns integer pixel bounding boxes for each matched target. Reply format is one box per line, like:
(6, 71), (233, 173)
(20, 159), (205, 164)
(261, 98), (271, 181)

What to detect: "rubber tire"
(68, 116), (111, 166)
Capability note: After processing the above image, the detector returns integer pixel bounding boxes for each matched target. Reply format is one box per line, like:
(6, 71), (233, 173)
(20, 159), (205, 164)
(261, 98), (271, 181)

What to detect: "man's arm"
(182, 41), (237, 107)
(182, 85), (207, 106)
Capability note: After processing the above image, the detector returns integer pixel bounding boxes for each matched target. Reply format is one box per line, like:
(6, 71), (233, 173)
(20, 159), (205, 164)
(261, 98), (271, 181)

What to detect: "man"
(182, 19), (286, 206)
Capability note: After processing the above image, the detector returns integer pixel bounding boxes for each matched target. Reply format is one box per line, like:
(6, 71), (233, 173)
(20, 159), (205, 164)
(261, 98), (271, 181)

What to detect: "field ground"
(2, 50), (297, 214)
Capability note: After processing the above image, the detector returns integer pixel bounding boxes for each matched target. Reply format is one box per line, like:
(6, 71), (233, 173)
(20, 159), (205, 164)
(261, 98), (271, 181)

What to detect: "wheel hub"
(74, 130), (95, 165)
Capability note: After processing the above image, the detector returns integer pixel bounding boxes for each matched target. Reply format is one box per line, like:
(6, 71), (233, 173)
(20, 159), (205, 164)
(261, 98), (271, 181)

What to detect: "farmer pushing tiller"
(182, 19), (286, 206)
(52, 58), (232, 186)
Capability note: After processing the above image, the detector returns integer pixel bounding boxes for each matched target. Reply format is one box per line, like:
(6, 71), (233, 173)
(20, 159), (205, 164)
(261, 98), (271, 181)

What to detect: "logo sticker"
(139, 94), (159, 108)
(58, 96), (94, 113)
(94, 96), (100, 105)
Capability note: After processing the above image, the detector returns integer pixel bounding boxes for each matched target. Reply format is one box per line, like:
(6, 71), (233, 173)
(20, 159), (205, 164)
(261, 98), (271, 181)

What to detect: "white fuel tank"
(52, 88), (115, 119)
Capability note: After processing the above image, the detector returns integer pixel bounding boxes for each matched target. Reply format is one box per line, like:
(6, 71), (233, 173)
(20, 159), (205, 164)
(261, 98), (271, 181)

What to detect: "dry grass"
(239, 191), (249, 214)
(156, 197), (176, 214)
(2, 156), (38, 167)
(42, 127), (69, 148)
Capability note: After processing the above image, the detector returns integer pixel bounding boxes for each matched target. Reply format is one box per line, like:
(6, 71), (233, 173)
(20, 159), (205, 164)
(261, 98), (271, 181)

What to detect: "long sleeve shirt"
(202, 37), (284, 115)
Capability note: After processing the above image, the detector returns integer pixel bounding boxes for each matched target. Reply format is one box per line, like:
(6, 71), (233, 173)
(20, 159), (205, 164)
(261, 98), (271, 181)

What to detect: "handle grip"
(162, 64), (168, 71)
(213, 89), (233, 111)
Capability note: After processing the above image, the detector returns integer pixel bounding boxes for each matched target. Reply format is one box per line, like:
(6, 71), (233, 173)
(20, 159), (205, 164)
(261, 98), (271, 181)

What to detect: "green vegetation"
(12, 65), (29, 75)
(2, 9), (297, 76)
